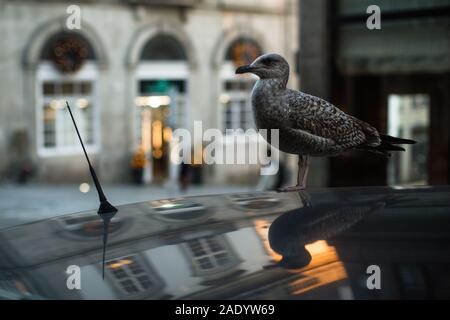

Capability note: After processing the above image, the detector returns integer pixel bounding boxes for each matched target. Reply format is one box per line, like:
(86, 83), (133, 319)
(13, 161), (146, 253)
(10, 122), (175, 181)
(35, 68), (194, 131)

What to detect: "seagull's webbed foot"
(277, 155), (310, 193)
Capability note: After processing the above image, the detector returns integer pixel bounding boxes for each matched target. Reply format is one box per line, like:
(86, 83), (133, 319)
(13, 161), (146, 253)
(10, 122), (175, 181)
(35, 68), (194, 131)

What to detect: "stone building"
(0, 0), (298, 184)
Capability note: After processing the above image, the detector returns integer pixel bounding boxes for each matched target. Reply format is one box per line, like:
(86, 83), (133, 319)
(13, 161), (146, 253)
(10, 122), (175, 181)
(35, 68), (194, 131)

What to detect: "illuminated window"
(387, 94), (429, 185)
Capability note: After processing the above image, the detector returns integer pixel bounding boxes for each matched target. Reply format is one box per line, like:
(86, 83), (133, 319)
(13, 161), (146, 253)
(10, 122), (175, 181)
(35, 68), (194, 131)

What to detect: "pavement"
(0, 183), (254, 229)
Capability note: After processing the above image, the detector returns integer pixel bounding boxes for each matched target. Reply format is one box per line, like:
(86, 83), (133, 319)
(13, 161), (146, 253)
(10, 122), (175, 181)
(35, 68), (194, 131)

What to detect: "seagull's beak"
(235, 64), (254, 74)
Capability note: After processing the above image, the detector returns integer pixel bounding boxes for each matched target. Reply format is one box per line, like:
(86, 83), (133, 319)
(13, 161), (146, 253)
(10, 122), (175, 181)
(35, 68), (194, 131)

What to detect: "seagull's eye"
(262, 57), (278, 66)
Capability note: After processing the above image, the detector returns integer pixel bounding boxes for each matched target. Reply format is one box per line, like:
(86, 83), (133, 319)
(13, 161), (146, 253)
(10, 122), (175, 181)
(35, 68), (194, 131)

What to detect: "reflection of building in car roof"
(1, 187), (450, 299)
(229, 193), (280, 210)
(149, 199), (208, 221)
(52, 212), (126, 238)
(105, 254), (167, 299)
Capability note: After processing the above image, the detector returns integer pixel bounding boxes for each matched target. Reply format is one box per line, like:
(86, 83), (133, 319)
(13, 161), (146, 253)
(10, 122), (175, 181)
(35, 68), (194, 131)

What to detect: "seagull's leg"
(298, 155), (310, 188)
(277, 155), (309, 192)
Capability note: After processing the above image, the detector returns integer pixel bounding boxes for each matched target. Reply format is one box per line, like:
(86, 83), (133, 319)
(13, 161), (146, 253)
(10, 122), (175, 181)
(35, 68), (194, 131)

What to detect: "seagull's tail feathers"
(358, 134), (416, 157)
(379, 134), (416, 145)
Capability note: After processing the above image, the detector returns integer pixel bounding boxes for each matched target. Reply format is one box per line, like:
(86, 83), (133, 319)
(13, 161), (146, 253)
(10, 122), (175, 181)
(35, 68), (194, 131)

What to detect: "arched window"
(220, 37), (262, 133)
(37, 32), (99, 156)
(140, 34), (187, 61)
(135, 33), (189, 183)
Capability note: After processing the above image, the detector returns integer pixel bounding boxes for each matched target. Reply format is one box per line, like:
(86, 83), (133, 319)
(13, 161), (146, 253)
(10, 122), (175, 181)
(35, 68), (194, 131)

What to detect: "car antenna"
(66, 101), (118, 215)
(66, 101), (117, 279)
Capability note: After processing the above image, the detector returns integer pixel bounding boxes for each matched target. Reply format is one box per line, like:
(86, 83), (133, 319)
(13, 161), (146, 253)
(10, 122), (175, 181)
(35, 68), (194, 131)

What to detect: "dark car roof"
(1, 186), (450, 300)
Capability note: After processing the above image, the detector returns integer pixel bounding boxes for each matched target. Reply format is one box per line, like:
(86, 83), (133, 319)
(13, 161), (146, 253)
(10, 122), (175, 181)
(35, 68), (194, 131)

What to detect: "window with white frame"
(37, 32), (98, 156)
(185, 235), (236, 273)
(40, 79), (96, 150)
(220, 37), (262, 133)
(106, 254), (164, 298)
(221, 78), (256, 132)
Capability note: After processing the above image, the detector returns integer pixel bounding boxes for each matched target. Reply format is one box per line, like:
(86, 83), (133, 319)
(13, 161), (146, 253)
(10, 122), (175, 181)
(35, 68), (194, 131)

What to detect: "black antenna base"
(98, 200), (118, 214)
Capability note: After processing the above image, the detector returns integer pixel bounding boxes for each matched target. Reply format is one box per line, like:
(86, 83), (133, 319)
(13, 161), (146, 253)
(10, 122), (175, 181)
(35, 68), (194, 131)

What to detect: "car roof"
(1, 186), (450, 299)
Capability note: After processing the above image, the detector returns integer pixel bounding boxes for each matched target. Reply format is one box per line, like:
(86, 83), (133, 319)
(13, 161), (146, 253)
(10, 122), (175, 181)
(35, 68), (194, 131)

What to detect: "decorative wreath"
(230, 39), (262, 67)
(50, 35), (89, 73)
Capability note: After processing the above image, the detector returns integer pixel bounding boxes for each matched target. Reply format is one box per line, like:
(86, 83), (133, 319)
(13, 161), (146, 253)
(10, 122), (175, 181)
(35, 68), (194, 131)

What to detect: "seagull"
(235, 53), (416, 192)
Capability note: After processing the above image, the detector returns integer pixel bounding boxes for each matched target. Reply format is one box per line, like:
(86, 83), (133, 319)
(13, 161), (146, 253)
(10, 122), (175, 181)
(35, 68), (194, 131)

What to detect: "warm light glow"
(50, 100), (65, 109)
(77, 98), (89, 109)
(305, 240), (330, 256)
(135, 95), (171, 108)
(253, 219), (283, 262)
(152, 120), (163, 149)
(79, 182), (90, 193)
(141, 109), (151, 152)
(153, 149), (163, 159)
(219, 94), (231, 104)
(289, 261), (348, 295)
(163, 126), (172, 142)
(108, 259), (133, 269)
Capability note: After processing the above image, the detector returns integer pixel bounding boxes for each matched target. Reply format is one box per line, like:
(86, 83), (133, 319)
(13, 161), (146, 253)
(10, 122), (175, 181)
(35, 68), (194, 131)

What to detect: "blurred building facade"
(0, 0), (298, 184)
(299, 0), (450, 187)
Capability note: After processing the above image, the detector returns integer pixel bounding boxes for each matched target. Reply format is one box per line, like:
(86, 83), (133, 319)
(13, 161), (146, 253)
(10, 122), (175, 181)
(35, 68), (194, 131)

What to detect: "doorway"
(136, 79), (186, 183)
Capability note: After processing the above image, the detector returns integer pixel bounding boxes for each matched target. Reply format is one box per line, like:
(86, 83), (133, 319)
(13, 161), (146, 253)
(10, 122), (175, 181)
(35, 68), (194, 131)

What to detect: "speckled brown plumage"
(236, 53), (415, 157)
(235, 53), (416, 190)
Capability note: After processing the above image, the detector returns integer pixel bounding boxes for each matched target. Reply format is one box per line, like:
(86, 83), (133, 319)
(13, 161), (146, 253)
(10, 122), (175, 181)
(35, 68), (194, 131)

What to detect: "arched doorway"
(36, 31), (100, 157)
(135, 33), (189, 184)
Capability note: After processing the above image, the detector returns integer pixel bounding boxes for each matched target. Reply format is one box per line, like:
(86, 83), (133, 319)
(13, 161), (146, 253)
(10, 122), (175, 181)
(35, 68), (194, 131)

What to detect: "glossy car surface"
(1, 186), (450, 299)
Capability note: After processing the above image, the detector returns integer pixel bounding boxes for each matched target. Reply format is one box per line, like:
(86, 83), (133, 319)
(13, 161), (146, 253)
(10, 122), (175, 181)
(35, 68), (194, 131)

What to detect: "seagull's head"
(235, 53), (289, 81)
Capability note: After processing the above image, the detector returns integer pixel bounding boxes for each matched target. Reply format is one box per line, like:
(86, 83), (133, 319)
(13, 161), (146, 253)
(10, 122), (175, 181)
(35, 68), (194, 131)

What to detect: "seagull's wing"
(285, 90), (380, 148)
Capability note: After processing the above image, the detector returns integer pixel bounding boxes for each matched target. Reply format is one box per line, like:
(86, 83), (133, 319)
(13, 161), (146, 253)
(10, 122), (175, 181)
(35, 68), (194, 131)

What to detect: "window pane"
(62, 82), (75, 94)
(222, 79), (255, 132)
(214, 252), (230, 266)
(80, 82), (92, 94)
(41, 81), (95, 150)
(129, 262), (144, 275)
(188, 239), (206, 256)
(240, 100), (247, 129)
(43, 104), (56, 147)
(206, 237), (224, 252)
(137, 275), (152, 289)
(112, 268), (127, 279)
(121, 279), (139, 294)
(79, 100), (94, 144)
(43, 82), (55, 95)
(198, 257), (214, 270)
